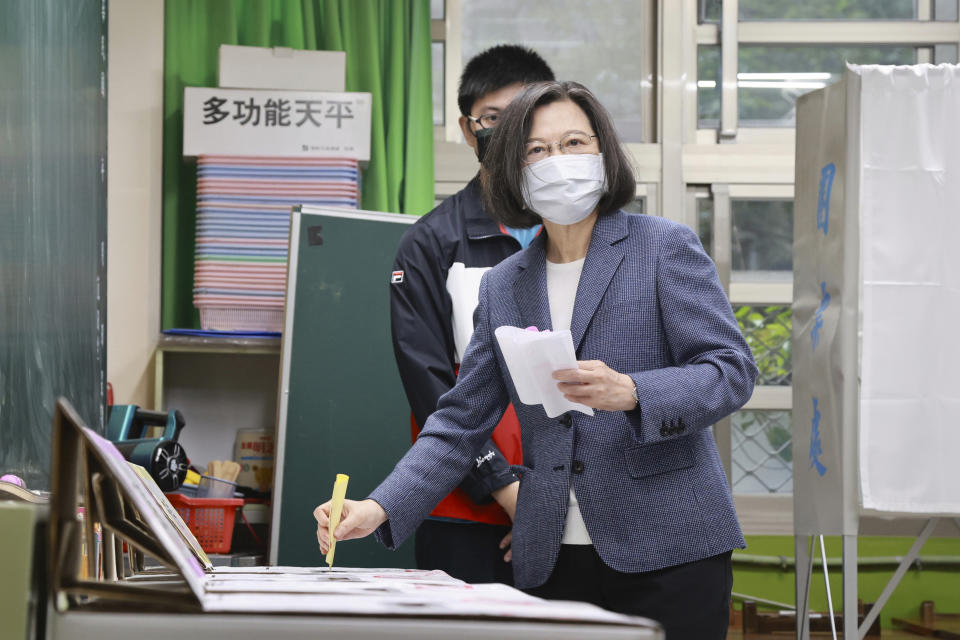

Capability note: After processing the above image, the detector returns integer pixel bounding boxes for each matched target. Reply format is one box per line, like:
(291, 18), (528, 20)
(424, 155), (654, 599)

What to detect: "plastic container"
(198, 474), (237, 499)
(166, 493), (243, 554)
(176, 482), (199, 498)
(198, 306), (283, 332)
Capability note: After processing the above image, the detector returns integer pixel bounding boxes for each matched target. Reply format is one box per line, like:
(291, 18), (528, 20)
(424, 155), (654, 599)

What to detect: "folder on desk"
(47, 397), (659, 630)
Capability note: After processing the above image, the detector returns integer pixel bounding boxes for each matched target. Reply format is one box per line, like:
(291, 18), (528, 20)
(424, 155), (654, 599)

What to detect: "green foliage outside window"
(735, 305), (791, 386)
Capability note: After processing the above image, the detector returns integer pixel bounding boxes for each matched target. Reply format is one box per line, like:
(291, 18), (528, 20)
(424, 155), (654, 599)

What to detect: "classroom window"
(432, 41), (445, 126)
(936, 0), (960, 20)
(696, 195), (713, 256)
(731, 410), (793, 494)
(697, 46), (721, 129)
(700, 0), (921, 22)
(698, 45), (916, 127)
(461, 0), (645, 142)
(622, 196), (647, 215)
(935, 44), (959, 63)
(735, 305), (792, 386)
(732, 199), (793, 274)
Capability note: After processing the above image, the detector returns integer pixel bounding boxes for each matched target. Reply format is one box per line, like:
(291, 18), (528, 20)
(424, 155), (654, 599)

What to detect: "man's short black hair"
(458, 45), (555, 116)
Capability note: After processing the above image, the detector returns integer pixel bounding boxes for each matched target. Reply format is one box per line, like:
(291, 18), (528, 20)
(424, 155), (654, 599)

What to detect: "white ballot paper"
(494, 326), (594, 418)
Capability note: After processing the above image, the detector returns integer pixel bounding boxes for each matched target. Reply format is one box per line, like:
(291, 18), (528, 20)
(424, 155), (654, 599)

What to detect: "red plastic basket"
(166, 493), (243, 554)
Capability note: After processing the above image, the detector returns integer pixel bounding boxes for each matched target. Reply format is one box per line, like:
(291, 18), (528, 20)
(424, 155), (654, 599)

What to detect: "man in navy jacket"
(389, 45), (554, 585)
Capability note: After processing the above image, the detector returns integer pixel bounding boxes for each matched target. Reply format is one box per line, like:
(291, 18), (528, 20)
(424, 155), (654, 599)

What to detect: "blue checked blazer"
(369, 210), (758, 589)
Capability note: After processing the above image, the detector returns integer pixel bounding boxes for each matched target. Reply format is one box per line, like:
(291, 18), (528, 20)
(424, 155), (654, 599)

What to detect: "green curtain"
(162, 0), (434, 329)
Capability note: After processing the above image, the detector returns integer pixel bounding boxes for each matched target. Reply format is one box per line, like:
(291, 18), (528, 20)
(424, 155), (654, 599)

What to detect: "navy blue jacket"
(372, 211), (757, 589)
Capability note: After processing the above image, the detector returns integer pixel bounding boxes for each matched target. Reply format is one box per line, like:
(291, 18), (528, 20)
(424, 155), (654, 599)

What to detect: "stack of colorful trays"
(193, 156), (360, 332)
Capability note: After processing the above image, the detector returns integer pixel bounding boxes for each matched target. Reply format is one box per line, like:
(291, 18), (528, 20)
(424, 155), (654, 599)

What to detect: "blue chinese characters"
(809, 397), (827, 477)
(811, 281), (831, 351)
(817, 162), (835, 236)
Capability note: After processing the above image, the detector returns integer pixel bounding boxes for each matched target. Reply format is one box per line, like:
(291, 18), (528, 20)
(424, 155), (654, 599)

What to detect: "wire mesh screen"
(732, 410), (793, 493)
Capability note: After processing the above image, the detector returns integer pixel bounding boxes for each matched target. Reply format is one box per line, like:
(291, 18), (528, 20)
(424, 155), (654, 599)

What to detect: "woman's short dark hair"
(480, 81), (636, 228)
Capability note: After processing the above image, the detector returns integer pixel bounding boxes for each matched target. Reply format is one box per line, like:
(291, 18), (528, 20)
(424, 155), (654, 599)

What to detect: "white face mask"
(521, 153), (606, 226)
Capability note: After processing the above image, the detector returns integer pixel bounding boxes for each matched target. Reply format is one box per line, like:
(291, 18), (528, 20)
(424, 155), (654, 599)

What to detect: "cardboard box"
(234, 429), (274, 492)
(219, 44), (345, 92)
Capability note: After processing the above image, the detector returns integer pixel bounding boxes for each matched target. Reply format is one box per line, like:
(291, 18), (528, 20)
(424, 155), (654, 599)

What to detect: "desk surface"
(52, 610), (662, 640)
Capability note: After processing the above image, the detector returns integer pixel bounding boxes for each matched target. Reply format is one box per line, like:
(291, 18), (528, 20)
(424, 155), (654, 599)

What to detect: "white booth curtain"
(858, 64), (960, 514)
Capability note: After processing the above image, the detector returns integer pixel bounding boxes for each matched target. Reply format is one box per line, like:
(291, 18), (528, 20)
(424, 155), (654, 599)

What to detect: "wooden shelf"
(154, 334), (281, 410)
(157, 334), (281, 355)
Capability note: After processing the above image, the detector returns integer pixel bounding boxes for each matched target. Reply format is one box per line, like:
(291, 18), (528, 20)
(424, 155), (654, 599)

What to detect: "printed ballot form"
(494, 326), (594, 418)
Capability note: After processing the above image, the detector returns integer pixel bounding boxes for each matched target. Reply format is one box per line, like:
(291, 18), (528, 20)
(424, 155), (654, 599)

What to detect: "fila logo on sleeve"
(390, 270), (404, 284)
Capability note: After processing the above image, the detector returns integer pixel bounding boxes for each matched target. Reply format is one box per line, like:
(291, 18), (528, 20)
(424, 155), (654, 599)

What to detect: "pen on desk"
(325, 473), (349, 570)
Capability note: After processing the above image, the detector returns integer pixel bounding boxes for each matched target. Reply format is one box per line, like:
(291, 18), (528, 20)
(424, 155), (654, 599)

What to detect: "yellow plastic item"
(185, 469), (202, 485)
(325, 474), (349, 568)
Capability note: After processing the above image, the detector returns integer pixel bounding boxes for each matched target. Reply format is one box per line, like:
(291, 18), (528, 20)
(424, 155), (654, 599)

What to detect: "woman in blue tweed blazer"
(316, 81), (758, 638)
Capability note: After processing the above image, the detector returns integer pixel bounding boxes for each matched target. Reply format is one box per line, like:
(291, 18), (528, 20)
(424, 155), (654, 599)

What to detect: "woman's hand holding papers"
(314, 499), (387, 554)
(553, 360), (637, 412)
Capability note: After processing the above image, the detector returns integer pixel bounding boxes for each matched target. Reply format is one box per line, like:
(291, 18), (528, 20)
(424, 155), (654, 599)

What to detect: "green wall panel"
(735, 535), (960, 628)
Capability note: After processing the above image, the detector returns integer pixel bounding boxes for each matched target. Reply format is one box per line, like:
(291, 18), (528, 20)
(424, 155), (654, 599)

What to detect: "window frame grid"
(694, 0), (959, 141)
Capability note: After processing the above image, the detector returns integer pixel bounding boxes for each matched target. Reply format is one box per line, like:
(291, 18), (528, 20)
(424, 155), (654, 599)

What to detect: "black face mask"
(474, 126), (494, 163)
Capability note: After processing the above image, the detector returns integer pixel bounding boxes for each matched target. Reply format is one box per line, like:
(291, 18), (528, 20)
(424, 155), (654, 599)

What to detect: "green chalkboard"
(272, 207), (417, 569)
(0, 0), (108, 489)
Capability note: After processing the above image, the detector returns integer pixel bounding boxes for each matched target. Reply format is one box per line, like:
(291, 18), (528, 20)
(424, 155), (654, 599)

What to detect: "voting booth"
(793, 64), (960, 638)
